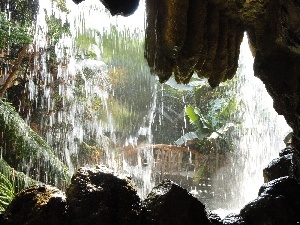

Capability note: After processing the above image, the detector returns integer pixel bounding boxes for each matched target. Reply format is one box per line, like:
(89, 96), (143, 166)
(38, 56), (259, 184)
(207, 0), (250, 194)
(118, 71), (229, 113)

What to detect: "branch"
(0, 43), (29, 97)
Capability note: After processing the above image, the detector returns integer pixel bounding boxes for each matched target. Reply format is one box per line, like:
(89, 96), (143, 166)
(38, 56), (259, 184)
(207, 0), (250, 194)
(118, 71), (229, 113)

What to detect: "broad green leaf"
(185, 106), (199, 123)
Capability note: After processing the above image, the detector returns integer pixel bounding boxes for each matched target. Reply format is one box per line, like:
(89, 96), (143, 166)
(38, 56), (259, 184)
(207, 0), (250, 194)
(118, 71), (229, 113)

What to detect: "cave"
(1, 0), (300, 224)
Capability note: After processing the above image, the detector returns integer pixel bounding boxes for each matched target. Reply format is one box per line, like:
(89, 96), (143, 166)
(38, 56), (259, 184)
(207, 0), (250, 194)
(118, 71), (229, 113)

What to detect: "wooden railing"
(119, 144), (212, 181)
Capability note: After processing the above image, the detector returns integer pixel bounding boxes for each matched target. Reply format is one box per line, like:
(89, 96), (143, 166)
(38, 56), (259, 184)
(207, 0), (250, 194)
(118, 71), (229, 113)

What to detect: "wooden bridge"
(119, 144), (218, 183)
(109, 143), (228, 203)
(150, 144), (208, 179)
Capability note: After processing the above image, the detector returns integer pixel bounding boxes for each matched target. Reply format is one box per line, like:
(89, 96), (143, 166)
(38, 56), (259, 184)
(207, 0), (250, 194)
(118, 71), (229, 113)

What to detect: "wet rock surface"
(66, 165), (142, 225)
(263, 147), (293, 182)
(142, 179), (212, 225)
(2, 185), (67, 225)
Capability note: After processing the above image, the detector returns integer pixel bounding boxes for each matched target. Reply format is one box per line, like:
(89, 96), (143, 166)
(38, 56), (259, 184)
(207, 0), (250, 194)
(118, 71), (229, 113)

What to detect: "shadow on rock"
(2, 185), (67, 225)
(142, 179), (213, 225)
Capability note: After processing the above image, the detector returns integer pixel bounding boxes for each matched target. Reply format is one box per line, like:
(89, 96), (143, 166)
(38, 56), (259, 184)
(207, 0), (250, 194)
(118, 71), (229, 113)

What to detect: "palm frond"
(0, 99), (70, 187)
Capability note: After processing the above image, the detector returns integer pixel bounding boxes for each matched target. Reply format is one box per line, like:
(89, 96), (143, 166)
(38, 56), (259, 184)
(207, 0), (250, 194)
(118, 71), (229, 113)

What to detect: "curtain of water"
(26, 0), (158, 196)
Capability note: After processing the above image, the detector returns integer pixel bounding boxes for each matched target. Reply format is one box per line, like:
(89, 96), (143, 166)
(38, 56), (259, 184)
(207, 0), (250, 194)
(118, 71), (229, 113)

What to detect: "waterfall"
(1, 0), (292, 211)
(20, 0), (158, 195)
(212, 34), (292, 214)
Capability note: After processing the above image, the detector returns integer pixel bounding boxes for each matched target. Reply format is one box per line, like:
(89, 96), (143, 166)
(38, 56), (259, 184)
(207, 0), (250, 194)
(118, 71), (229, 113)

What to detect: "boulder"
(66, 165), (141, 225)
(2, 185), (67, 225)
(142, 179), (212, 225)
(239, 176), (300, 225)
(263, 147), (293, 182)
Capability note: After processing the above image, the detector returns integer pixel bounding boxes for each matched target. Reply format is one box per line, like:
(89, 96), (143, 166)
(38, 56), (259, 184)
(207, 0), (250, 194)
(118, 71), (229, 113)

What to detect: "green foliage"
(0, 158), (40, 210)
(0, 0), (38, 60)
(0, 0), (39, 27)
(176, 104), (235, 146)
(0, 99), (70, 187)
(52, 0), (69, 13)
(154, 75), (238, 155)
(0, 12), (32, 50)
(0, 159), (38, 192)
(75, 30), (99, 59)
(45, 14), (71, 45)
(0, 172), (14, 211)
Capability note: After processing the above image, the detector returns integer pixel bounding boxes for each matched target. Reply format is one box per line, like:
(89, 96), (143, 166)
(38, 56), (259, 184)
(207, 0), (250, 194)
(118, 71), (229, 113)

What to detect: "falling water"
(21, 0), (158, 196)
(212, 35), (292, 214)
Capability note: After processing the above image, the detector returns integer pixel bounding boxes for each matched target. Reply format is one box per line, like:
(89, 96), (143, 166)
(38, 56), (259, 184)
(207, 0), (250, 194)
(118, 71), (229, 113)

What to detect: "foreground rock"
(4, 165), (300, 225)
(142, 179), (212, 225)
(66, 165), (141, 225)
(263, 147), (293, 182)
(2, 185), (67, 225)
(223, 176), (300, 224)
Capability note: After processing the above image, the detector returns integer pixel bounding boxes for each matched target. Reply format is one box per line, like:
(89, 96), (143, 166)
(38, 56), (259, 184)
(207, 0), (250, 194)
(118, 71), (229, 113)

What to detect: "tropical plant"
(151, 74), (238, 155)
(0, 158), (40, 210)
(176, 101), (236, 147)
(149, 75), (239, 190)
(0, 159), (39, 193)
(0, 99), (70, 189)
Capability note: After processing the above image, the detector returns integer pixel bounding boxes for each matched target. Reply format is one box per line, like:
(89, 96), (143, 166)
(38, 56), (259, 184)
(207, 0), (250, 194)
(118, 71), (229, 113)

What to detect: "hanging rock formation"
(144, 0), (300, 143)
(144, 0), (245, 87)
(72, 0), (140, 16)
